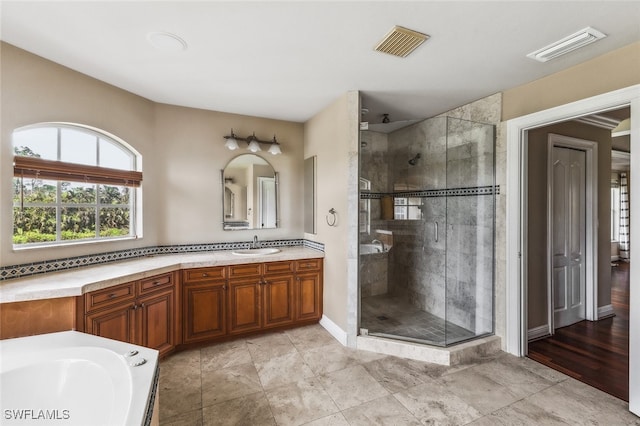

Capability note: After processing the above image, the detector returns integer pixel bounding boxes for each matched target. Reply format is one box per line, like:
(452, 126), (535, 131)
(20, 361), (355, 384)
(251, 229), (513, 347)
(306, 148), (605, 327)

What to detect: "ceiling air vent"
(527, 27), (606, 62)
(374, 26), (429, 58)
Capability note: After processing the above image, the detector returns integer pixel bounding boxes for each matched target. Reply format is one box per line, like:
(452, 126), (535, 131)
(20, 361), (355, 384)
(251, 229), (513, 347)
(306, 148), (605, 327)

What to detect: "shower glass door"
(358, 116), (495, 347)
(444, 117), (495, 345)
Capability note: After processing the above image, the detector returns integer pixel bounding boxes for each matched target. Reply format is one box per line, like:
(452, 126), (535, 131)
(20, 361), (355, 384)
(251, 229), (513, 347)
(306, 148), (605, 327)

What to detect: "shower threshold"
(365, 330), (494, 348)
(357, 332), (501, 366)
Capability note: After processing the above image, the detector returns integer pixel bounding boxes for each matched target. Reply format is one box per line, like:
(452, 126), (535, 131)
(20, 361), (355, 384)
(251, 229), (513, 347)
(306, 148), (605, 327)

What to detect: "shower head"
(408, 153), (421, 166)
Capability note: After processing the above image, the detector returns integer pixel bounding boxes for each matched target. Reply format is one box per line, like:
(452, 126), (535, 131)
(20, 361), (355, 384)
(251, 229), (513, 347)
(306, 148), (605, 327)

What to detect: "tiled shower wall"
(360, 100), (499, 337)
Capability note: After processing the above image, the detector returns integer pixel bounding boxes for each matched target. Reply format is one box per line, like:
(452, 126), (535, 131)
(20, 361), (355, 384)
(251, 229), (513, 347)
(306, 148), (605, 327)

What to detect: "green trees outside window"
(12, 124), (139, 246)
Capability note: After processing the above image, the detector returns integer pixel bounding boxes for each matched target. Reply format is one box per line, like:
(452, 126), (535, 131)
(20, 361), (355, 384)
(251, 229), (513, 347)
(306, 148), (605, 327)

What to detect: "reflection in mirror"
(224, 186), (234, 218)
(222, 154), (278, 230)
(304, 156), (316, 234)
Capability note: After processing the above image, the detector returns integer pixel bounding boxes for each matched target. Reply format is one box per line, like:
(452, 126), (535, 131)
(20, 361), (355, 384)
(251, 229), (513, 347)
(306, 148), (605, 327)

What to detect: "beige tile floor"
(158, 324), (639, 426)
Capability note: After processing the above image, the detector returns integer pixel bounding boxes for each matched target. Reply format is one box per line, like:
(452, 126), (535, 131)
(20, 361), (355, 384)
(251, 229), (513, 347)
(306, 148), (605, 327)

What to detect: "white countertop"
(0, 247), (324, 304)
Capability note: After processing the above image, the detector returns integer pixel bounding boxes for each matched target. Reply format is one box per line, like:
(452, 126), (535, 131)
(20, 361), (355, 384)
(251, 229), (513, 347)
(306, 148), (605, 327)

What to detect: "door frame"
(505, 84), (639, 415)
(547, 134), (598, 334)
(257, 176), (276, 229)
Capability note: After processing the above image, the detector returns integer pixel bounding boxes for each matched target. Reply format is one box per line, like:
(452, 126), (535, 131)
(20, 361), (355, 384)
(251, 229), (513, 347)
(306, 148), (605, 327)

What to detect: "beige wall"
(503, 41), (640, 121)
(153, 104), (304, 244)
(303, 92), (359, 333)
(502, 41), (639, 335)
(527, 122), (612, 329)
(1, 42), (156, 266)
(1, 43), (304, 266)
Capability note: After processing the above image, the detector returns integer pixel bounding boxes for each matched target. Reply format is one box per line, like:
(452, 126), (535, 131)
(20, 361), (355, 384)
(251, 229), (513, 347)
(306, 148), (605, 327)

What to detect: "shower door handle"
(435, 222), (438, 242)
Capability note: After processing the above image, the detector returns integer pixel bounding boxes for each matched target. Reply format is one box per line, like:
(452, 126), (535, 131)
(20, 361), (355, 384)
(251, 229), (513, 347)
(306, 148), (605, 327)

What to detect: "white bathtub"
(0, 331), (159, 426)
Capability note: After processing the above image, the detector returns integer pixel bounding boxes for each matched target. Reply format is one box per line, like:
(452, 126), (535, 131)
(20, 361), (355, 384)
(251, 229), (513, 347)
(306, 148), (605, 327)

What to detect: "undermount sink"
(232, 248), (281, 256)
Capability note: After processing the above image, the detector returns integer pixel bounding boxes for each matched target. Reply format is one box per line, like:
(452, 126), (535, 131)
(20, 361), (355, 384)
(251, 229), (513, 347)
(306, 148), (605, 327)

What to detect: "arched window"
(12, 123), (142, 247)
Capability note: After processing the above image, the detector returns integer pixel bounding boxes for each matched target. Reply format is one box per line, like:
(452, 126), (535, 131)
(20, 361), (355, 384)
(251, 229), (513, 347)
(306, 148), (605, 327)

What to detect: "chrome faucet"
(371, 239), (384, 253)
(252, 235), (260, 249)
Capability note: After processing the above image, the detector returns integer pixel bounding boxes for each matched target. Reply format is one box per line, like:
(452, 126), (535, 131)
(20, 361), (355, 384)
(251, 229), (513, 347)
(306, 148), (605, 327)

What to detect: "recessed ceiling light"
(526, 27), (606, 62)
(147, 32), (188, 52)
(374, 26), (429, 58)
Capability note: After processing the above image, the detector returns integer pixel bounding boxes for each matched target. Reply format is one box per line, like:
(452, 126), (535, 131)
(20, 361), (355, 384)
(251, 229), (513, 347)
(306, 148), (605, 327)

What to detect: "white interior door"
(258, 177), (276, 228)
(552, 146), (587, 329)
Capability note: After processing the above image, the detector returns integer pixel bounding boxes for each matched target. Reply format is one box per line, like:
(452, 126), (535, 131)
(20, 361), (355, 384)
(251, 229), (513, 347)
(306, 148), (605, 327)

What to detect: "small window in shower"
(394, 196), (423, 220)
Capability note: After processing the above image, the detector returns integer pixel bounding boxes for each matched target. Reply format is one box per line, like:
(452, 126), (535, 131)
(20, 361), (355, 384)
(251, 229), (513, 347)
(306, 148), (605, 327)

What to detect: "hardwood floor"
(527, 261), (630, 401)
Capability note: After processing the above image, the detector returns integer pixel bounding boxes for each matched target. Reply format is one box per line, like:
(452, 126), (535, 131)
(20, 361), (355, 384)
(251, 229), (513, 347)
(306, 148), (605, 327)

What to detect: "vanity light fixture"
(268, 136), (282, 155)
(223, 129), (283, 155)
(247, 133), (261, 153)
(224, 129), (240, 150)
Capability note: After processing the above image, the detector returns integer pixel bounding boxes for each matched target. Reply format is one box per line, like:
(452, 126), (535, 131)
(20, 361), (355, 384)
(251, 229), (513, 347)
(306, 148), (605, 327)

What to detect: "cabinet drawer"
(138, 272), (174, 295)
(228, 263), (262, 278)
(183, 267), (226, 283)
(295, 259), (322, 272)
(84, 282), (135, 313)
(263, 261), (294, 276)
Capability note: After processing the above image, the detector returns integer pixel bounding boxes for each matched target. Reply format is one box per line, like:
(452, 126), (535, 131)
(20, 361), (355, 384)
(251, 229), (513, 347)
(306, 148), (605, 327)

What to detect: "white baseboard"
(319, 315), (348, 346)
(598, 304), (615, 319)
(528, 325), (550, 341)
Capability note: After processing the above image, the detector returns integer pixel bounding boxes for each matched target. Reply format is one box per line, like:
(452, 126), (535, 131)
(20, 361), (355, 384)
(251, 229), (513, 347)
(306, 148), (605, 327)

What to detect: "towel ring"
(326, 208), (337, 227)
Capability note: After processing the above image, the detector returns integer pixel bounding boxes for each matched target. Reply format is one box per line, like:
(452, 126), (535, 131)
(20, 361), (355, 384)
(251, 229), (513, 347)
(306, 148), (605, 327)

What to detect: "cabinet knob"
(153, 281), (161, 286)
(108, 293), (117, 299)
(202, 273), (208, 277)
(132, 304), (138, 310)
(222, 286), (227, 290)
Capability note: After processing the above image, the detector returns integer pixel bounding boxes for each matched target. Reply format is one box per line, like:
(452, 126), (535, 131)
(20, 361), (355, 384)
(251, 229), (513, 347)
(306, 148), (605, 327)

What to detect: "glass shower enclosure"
(359, 116), (495, 346)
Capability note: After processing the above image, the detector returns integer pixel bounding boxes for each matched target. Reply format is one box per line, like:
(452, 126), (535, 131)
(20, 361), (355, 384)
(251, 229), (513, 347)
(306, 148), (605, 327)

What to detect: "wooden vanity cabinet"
(227, 262), (295, 334)
(262, 261), (296, 328)
(227, 276), (262, 335)
(183, 258), (322, 343)
(83, 281), (136, 344)
(294, 259), (323, 322)
(182, 267), (227, 344)
(81, 272), (177, 357)
(137, 288), (175, 355)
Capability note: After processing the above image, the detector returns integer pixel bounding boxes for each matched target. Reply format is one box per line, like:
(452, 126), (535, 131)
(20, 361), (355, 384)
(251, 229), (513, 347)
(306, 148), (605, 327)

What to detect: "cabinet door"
(295, 272), (323, 322)
(263, 274), (294, 328)
(138, 288), (175, 357)
(228, 278), (262, 335)
(183, 281), (227, 343)
(85, 302), (135, 344)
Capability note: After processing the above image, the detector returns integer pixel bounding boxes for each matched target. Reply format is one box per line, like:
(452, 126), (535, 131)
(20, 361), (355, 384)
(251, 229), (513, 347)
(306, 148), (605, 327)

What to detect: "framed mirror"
(222, 154), (278, 230)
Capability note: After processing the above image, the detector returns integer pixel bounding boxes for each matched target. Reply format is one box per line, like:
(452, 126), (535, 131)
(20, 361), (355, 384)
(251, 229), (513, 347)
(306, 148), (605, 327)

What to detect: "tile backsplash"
(1, 239), (324, 281)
